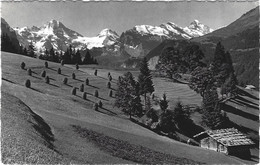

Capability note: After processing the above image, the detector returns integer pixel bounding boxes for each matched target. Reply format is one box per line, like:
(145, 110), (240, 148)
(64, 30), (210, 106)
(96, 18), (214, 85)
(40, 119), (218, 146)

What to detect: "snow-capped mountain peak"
(183, 20), (213, 37)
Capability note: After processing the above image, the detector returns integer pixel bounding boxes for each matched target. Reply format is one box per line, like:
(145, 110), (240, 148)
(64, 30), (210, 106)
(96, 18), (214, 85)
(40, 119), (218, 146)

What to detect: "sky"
(1, 1), (258, 37)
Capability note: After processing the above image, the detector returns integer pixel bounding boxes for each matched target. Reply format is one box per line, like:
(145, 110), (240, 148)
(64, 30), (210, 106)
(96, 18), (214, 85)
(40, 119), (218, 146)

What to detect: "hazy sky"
(2, 1), (257, 36)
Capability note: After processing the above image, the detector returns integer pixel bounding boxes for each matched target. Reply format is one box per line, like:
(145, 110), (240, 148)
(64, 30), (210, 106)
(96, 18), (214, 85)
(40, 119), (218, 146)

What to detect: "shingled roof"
(194, 128), (255, 147)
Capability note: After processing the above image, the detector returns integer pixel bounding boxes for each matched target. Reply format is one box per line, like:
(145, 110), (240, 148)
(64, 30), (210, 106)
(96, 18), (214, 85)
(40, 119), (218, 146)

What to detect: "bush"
(94, 90), (99, 97)
(94, 70), (97, 76)
(83, 92), (87, 100)
(98, 100), (103, 108)
(80, 84), (84, 92)
(45, 76), (50, 84)
(71, 87), (77, 95)
(72, 73), (76, 79)
(61, 60), (64, 66)
(41, 70), (46, 77)
(85, 78), (89, 85)
(57, 68), (61, 74)
(25, 79), (31, 88)
(76, 64), (79, 70)
(109, 75), (112, 81)
(109, 90), (113, 97)
(93, 103), (98, 111)
(20, 62), (26, 69)
(63, 77), (68, 84)
(107, 82), (111, 89)
(44, 61), (48, 68)
(27, 68), (32, 76)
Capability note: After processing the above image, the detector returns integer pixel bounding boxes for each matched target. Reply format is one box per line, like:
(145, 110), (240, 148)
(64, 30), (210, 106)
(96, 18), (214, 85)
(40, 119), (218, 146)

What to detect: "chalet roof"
(194, 128), (255, 147)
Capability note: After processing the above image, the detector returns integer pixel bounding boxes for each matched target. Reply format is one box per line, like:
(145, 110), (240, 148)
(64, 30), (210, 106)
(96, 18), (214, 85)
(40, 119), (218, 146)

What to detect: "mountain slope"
(192, 6), (259, 88)
(1, 18), (21, 52)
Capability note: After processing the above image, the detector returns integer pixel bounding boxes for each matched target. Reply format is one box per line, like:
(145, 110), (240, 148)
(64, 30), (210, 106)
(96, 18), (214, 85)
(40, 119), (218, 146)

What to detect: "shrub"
(27, 68), (32, 76)
(94, 69), (97, 76)
(71, 87), (77, 95)
(85, 78), (89, 85)
(41, 70), (46, 77)
(80, 84), (84, 92)
(76, 64), (79, 70)
(20, 62), (26, 69)
(83, 92), (87, 100)
(93, 103), (98, 111)
(72, 73), (76, 79)
(61, 60), (64, 66)
(98, 100), (103, 108)
(63, 77), (68, 84)
(45, 76), (50, 84)
(107, 82), (111, 89)
(25, 79), (31, 88)
(57, 68), (61, 74)
(94, 90), (99, 97)
(109, 90), (113, 97)
(44, 61), (48, 68)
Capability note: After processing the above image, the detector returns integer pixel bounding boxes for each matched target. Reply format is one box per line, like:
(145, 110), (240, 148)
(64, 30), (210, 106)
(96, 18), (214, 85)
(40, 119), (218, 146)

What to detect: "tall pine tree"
(138, 57), (154, 110)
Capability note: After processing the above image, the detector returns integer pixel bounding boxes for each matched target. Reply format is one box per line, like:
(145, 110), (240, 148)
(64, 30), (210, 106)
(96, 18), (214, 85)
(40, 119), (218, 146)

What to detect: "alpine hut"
(193, 128), (254, 158)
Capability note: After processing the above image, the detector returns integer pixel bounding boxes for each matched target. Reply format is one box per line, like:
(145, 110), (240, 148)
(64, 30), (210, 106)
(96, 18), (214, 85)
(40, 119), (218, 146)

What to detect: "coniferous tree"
(27, 41), (35, 57)
(114, 72), (142, 119)
(173, 101), (190, 128)
(49, 47), (55, 62)
(159, 93), (168, 112)
(74, 50), (81, 65)
(201, 86), (222, 129)
(138, 57), (154, 108)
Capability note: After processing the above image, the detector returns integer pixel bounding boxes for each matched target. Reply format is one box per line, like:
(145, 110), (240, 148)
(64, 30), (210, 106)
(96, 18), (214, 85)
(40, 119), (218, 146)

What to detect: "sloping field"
(1, 52), (251, 164)
(1, 92), (67, 164)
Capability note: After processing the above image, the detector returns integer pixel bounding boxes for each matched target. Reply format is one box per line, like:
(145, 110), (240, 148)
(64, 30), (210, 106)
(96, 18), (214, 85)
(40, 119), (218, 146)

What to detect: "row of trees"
(115, 57), (155, 118)
(39, 45), (98, 65)
(189, 42), (237, 129)
(156, 44), (205, 79)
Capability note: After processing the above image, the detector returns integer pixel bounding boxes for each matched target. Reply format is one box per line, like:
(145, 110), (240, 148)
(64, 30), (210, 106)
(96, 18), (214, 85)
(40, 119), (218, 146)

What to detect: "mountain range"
(11, 19), (212, 57)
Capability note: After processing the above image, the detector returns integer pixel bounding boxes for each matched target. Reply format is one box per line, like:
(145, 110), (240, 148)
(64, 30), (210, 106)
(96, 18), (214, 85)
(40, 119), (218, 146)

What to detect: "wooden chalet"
(193, 128), (254, 157)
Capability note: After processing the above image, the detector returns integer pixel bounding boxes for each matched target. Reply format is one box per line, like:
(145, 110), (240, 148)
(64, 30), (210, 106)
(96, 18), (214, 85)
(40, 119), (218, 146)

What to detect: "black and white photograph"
(1, 0), (259, 164)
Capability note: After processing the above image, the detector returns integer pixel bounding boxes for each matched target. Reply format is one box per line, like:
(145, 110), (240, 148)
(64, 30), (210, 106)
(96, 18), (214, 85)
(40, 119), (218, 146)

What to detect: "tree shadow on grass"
(31, 71), (38, 75)
(87, 84), (99, 89)
(2, 78), (15, 84)
(65, 84), (73, 87)
(30, 87), (44, 94)
(49, 77), (56, 81)
(48, 83), (59, 88)
(47, 67), (56, 71)
(59, 73), (69, 77)
(97, 107), (117, 116)
(75, 78), (84, 82)
(31, 75), (42, 80)
(97, 96), (109, 101)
